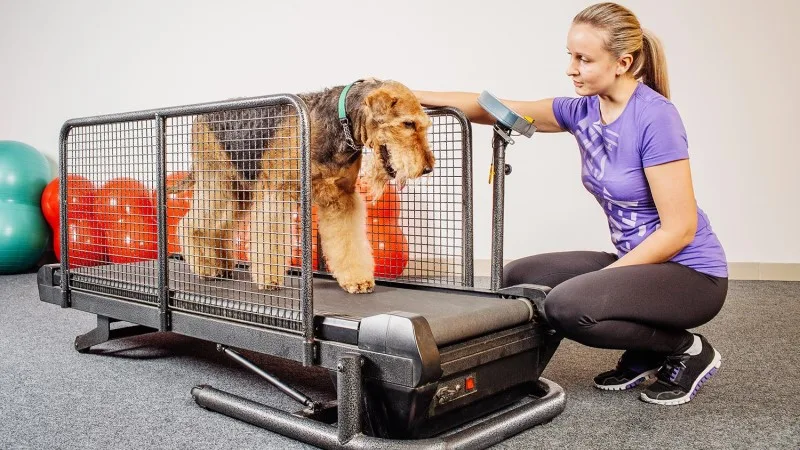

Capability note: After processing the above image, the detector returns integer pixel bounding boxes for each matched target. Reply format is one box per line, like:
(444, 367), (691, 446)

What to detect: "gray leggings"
(502, 251), (728, 356)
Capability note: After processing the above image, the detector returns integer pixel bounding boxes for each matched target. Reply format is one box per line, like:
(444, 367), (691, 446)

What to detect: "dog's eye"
(403, 121), (416, 130)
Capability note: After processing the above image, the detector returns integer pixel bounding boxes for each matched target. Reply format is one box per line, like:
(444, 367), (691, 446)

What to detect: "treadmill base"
(192, 353), (566, 450)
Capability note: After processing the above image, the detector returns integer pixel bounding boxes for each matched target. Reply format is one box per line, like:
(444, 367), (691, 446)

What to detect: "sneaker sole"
(594, 368), (660, 391)
(640, 349), (721, 405)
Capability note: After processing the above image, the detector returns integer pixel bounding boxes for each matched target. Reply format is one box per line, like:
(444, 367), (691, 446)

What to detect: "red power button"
(465, 376), (475, 391)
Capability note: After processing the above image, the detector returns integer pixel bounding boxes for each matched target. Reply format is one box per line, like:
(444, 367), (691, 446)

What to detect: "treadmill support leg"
(74, 315), (156, 353)
(337, 353), (364, 444)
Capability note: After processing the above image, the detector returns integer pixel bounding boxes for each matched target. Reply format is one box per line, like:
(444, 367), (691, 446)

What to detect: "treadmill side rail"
(496, 283), (551, 301)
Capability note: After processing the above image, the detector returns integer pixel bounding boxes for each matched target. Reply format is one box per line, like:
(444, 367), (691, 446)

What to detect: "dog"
(177, 79), (434, 294)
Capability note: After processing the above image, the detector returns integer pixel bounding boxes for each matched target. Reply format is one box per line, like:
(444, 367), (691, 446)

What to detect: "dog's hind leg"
(248, 186), (295, 290)
(317, 189), (375, 294)
(178, 120), (238, 279)
(248, 122), (300, 291)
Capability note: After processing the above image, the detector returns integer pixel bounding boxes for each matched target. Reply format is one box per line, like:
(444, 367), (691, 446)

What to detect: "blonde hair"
(574, 2), (670, 99)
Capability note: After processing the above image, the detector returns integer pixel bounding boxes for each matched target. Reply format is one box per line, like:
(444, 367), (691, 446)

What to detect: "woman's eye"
(404, 121), (416, 130)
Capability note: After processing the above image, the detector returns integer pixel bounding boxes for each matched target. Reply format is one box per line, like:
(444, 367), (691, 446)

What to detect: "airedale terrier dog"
(177, 79), (434, 293)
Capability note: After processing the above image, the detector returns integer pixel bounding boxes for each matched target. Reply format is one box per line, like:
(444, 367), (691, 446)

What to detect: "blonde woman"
(415, 2), (727, 405)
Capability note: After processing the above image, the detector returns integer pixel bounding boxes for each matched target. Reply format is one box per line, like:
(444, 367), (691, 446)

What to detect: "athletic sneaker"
(594, 350), (664, 391)
(640, 334), (721, 405)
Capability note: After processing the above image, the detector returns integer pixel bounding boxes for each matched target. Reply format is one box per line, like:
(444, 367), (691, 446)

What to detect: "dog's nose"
(421, 165), (433, 175)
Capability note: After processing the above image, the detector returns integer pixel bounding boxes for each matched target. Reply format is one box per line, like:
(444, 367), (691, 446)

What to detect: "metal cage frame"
(55, 94), (475, 365)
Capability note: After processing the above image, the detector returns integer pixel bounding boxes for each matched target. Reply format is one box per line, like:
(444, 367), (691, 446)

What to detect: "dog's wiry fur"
(178, 80), (434, 293)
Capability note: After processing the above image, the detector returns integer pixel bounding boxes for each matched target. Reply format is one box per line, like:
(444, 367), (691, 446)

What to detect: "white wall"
(1, 0), (797, 264)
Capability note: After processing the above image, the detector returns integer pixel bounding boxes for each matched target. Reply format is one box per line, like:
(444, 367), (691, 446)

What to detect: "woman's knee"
(503, 253), (581, 287)
(502, 257), (537, 287)
(542, 285), (591, 334)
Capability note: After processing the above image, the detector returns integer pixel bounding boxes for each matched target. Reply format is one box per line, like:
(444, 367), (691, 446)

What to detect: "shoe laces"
(657, 354), (689, 384)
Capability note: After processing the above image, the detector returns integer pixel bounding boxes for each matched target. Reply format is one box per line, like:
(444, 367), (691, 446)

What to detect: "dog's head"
(360, 81), (435, 199)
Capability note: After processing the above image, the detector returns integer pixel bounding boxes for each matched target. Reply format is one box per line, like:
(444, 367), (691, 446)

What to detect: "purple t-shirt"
(553, 83), (728, 277)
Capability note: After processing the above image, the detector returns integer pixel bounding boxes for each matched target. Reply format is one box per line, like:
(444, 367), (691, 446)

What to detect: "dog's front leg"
(249, 189), (292, 291)
(317, 192), (375, 294)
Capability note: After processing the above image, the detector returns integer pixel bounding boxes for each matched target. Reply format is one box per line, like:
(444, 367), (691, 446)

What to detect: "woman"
(414, 2), (728, 405)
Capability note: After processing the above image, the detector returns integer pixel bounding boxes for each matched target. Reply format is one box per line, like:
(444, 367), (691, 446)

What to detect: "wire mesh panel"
(63, 120), (159, 303)
(398, 108), (472, 286)
(166, 104), (307, 333)
(59, 95), (312, 337)
(309, 108), (473, 287)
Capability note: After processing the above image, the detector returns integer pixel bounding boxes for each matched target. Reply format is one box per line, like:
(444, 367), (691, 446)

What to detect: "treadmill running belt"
(67, 260), (534, 346)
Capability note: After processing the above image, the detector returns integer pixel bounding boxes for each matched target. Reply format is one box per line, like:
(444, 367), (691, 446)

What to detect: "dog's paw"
(258, 284), (283, 291)
(254, 277), (284, 291)
(196, 266), (226, 280)
(340, 279), (375, 294)
(250, 264), (285, 291)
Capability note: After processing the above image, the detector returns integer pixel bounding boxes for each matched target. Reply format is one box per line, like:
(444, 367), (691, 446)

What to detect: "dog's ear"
(365, 89), (399, 120)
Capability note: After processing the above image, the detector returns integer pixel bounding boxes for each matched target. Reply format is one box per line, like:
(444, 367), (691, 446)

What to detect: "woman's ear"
(617, 53), (634, 76)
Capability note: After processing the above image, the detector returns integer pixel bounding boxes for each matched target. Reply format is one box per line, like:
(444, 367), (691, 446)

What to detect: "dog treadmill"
(37, 94), (565, 449)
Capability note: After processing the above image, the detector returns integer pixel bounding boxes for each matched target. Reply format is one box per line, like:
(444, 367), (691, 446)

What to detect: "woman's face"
(565, 23), (621, 96)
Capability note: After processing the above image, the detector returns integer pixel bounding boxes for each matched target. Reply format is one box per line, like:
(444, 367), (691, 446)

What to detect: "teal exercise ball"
(0, 140), (52, 274)
(0, 203), (49, 274)
(0, 140), (52, 205)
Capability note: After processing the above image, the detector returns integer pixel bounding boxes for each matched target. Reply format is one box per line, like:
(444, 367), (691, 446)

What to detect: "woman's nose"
(566, 60), (579, 77)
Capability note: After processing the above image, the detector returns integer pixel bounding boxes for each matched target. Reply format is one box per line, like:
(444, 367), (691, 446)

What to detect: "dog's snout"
(421, 165), (433, 175)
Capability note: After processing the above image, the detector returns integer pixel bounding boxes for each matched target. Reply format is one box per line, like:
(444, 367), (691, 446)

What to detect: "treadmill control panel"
(434, 373), (477, 406)
(477, 91), (536, 138)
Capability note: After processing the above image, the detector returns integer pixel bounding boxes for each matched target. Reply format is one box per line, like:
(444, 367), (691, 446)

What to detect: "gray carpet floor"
(1, 271), (798, 449)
